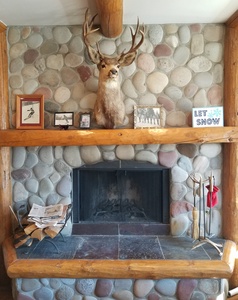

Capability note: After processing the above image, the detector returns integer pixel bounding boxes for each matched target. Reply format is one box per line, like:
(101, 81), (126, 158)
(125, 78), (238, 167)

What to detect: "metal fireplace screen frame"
(72, 161), (170, 224)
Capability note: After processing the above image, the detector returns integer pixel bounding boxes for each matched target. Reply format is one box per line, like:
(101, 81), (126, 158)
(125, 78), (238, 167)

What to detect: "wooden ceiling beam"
(96, 0), (123, 38)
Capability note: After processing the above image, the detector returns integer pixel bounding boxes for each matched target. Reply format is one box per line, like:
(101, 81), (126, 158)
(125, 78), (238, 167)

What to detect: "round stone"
(146, 72), (169, 93)
(95, 279), (113, 297)
(53, 26), (72, 44)
(116, 145), (134, 160)
(56, 175), (72, 197)
(46, 54), (64, 71)
(148, 25), (163, 45)
(133, 279), (154, 298)
(26, 33), (43, 49)
(54, 87), (71, 103)
(170, 67), (192, 87)
(188, 56), (212, 72)
(173, 46), (190, 65)
(80, 146), (102, 164)
(137, 53), (155, 73)
(205, 43), (223, 62)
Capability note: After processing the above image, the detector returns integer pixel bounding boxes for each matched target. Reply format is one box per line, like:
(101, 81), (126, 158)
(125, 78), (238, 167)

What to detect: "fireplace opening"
(72, 161), (170, 224)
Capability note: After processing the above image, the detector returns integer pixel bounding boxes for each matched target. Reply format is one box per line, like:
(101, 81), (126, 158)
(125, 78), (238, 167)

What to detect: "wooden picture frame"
(134, 105), (163, 129)
(54, 112), (74, 127)
(16, 94), (44, 129)
(79, 113), (91, 129)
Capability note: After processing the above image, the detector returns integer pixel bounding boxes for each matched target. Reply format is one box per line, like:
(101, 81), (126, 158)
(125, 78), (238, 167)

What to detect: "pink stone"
(177, 279), (198, 300)
(95, 279), (113, 297)
(77, 65), (92, 82)
(154, 44), (172, 57)
(190, 24), (202, 33)
(207, 85), (223, 105)
(158, 151), (178, 168)
(34, 87), (53, 100)
(157, 96), (175, 111)
(137, 53), (155, 73)
(148, 292), (160, 300)
(170, 201), (193, 217)
(23, 49), (39, 64)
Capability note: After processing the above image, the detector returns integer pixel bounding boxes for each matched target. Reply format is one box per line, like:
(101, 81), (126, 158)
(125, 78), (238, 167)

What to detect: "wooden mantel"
(0, 127), (238, 147)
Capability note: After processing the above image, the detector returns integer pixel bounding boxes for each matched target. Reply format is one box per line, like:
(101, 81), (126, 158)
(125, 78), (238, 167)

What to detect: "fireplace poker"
(208, 172), (213, 236)
(192, 180), (199, 240)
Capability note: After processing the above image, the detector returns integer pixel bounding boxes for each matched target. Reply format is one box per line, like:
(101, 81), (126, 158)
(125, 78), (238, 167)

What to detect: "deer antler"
(121, 19), (145, 55)
(83, 9), (101, 64)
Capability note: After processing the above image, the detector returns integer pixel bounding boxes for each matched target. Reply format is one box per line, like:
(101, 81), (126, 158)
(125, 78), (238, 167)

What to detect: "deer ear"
(86, 46), (101, 64)
(118, 52), (136, 66)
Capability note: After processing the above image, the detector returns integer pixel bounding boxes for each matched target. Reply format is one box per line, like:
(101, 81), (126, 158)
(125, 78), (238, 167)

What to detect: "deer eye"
(101, 64), (106, 68)
(117, 65), (120, 68)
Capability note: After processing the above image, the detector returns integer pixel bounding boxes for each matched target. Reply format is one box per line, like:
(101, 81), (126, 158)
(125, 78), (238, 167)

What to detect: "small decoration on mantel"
(16, 94), (44, 130)
(134, 105), (166, 129)
(54, 112), (74, 129)
(79, 112), (91, 129)
(192, 106), (224, 128)
(82, 9), (145, 129)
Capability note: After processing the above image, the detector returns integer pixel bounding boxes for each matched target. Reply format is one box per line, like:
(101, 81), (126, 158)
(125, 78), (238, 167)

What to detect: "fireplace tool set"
(190, 173), (223, 256)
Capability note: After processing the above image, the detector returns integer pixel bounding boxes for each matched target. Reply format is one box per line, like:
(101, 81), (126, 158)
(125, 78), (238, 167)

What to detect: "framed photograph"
(79, 113), (91, 129)
(16, 94), (44, 129)
(54, 112), (74, 127)
(134, 105), (163, 129)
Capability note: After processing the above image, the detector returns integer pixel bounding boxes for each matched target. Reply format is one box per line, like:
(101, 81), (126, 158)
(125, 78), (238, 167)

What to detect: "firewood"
(24, 224), (38, 235)
(30, 228), (46, 241)
(44, 226), (62, 238)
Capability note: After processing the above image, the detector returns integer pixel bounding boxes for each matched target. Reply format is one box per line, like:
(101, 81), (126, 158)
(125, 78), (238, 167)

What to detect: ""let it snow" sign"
(192, 106), (224, 127)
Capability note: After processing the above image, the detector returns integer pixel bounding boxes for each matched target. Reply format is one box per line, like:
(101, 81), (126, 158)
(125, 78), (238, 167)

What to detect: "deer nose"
(110, 69), (118, 75)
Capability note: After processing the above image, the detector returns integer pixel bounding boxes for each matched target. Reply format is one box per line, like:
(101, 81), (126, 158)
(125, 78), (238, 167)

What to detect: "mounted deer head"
(83, 9), (145, 129)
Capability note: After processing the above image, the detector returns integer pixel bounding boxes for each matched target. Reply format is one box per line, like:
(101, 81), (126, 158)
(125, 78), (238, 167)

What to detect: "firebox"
(72, 161), (170, 224)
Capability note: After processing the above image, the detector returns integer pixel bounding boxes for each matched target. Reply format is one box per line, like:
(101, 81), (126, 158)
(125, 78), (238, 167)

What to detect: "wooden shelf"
(3, 237), (236, 279)
(1, 127), (238, 147)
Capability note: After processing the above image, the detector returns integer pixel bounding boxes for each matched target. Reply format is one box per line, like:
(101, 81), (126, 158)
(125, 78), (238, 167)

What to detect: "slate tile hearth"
(16, 223), (224, 260)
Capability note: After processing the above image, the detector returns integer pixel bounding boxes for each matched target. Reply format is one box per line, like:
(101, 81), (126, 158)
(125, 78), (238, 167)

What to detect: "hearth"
(71, 161), (170, 224)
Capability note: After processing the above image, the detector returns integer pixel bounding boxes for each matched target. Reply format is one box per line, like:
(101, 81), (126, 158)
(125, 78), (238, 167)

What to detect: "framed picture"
(134, 105), (163, 129)
(79, 113), (91, 129)
(54, 112), (74, 127)
(16, 94), (44, 129)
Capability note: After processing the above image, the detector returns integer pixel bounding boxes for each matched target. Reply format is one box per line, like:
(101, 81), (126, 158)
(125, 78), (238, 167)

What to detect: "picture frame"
(54, 112), (74, 127)
(16, 94), (44, 129)
(134, 105), (163, 129)
(79, 113), (91, 129)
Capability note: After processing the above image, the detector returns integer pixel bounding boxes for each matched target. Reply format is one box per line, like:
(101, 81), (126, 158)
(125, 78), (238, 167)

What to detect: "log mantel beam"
(96, 0), (123, 37)
(0, 127), (238, 147)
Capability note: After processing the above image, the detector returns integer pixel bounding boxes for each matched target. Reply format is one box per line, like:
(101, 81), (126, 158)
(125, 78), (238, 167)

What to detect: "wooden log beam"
(96, 0), (123, 38)
(0, 127), (238, 147)
(223, 13), (238, 289)
(0, 24), (12, 288)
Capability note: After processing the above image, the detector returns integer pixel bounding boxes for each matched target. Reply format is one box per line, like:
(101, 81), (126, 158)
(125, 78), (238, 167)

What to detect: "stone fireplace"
(11, 142), (223, 238)
(3, 20), (234, 300)
(72, 160), (170, 224)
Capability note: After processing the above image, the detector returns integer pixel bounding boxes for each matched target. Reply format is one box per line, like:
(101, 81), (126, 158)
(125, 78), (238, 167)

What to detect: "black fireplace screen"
(72, 161), (170, 223)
